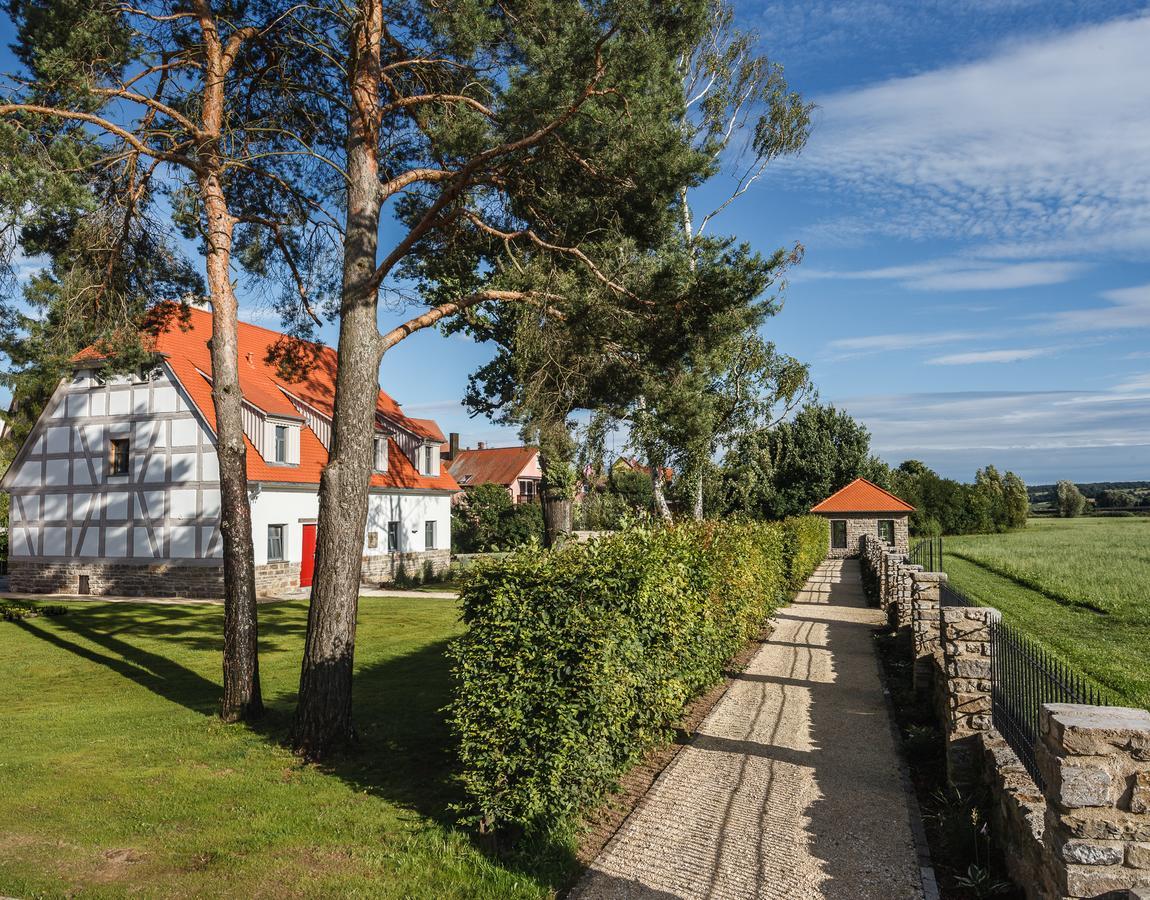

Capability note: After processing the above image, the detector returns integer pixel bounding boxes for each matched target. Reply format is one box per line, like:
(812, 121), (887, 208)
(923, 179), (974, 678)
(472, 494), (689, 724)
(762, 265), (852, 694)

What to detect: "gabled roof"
(447, 446), (538, 487)
(612, 455), (674, 483)
(73, 304), (458, 492)
(810, 478), (915, 513)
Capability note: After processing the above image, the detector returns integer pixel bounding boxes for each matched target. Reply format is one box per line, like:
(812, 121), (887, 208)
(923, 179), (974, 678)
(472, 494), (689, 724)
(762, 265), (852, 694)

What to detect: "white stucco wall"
(364, 493), (452, 554)
(251, 489), (452, 564)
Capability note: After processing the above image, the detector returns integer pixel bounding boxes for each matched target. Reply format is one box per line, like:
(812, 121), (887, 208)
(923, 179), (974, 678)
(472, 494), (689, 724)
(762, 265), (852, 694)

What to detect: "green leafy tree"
(453, 484), (543, 552)
(1057, 480), (1087, 518)
(749, 402), (888, 518)
(1003, 471), (1030, 528)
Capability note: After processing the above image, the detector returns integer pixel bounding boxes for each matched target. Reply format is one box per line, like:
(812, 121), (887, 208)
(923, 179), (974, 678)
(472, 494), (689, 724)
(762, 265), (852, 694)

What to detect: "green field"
(944, 517), (1150, 708)
(0, 597), (570, 898)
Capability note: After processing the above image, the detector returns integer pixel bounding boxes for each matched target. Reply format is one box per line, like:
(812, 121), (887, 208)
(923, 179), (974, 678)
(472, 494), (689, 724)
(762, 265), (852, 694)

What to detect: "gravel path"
(570, 559), (925, 900)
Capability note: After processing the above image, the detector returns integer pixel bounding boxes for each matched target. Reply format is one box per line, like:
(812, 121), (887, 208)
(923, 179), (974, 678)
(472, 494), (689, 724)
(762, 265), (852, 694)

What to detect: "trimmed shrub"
(782, 516), (829, 591)
(448, 516), (827, 836)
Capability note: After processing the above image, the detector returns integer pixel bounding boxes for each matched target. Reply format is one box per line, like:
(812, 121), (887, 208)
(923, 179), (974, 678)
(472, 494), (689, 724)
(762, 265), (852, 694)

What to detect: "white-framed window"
(424, 520), (436, 550)
(387, 520), (400, 552)
(268, 524), (286, 561)
(519, 479), (537, 501)
(878, 519), (895, 544)
(274, 425), (288, 463)
(422, 444), (434, 475)
(374, 436), (388, 472)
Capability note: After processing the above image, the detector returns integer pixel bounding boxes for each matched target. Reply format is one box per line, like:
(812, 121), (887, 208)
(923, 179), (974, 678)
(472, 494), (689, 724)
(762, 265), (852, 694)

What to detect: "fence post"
(909, 569), (942, 697)
(940, 604), (1000, 789)
(1037, 704), (1150, 899)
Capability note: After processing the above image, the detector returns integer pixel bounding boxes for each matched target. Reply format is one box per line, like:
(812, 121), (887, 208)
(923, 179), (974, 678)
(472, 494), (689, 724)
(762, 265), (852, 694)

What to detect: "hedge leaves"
(448, 516), (828, 835)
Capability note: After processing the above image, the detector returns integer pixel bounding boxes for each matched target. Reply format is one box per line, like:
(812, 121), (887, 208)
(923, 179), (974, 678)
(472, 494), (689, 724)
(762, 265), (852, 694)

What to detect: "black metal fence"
(909, 535), (942, 570)
(940, 581), (972, 607)
(990, 617), (1114, 790)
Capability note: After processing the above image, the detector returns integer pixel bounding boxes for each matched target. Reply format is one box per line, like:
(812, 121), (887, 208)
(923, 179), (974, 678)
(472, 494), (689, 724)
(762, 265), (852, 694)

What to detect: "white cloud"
(927, 347), (1055, 365)
(840, 386), (1150, 455)
(792, 14), (1150, 249)
(1040, 282), (1150, 332)
(826, 329), (986, 358)
(802, 258), (1087, 291)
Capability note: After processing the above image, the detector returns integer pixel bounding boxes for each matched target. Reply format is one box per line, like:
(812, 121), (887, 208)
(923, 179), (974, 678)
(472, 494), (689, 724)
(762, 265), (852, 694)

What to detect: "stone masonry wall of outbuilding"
(819, 512), (909, 559)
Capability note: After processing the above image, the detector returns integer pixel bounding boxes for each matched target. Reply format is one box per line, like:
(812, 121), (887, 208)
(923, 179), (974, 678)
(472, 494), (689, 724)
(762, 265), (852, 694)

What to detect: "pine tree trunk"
(292, 0), (382, 759)
(193, 0), (262, 722)
(541, 494), (572, 547)
(692, 470), (704, 521)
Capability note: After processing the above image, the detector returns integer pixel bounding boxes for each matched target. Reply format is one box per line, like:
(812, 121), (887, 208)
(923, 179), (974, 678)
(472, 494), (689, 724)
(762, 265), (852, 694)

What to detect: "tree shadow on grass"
(11, 613), (223, 715)
(308, 638), (580, 894)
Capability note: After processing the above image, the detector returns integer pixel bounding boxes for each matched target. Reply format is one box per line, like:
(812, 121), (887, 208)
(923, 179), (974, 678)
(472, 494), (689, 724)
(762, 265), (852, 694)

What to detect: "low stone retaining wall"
(360, 549), (451, 585)
(861, 533), (1150, 899)
(9, 559), (226, 599)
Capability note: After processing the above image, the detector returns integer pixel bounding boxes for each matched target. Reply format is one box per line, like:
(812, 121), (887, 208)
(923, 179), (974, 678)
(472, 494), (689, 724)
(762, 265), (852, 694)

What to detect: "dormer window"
(419, 443), (438, 476)
(263, 419), (299, 466)
(374, 436), (388, 472)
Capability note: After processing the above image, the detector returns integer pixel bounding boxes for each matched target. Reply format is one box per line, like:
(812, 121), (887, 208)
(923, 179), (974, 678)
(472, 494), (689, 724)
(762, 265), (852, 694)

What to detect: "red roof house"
(447, 444), (541, 503)
(810, 478), (914, 558)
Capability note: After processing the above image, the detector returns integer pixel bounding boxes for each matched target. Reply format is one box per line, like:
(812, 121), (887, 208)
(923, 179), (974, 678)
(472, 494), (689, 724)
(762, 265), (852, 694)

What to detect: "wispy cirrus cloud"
(927, 347), (1056, 365)
(802, 258), (1088, 291)
(826, 329), (986, 358)
(1039, 282), (1150, 332)
(791, 13), (1150, 250)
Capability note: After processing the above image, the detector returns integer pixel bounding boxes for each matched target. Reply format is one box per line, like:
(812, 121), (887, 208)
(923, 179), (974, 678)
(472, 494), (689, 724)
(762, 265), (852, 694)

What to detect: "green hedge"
(782, 516), (830, 591)
(448, 516), (827, 836)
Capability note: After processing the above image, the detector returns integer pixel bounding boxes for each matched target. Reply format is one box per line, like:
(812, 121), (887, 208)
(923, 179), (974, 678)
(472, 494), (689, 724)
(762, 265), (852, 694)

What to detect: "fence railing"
(990, 617), (1113, 790)
(909, 535), (942, 570)
(940, 581), (972, 607)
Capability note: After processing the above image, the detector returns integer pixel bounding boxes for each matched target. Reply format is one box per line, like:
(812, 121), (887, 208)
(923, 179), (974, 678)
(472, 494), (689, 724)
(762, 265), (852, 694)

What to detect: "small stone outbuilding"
(810, 478), (914, 559)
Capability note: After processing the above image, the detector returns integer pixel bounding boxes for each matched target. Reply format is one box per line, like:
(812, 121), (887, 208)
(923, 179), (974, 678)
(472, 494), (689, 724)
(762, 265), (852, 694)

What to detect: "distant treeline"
(891, 461), (1029, 536)
(1028, 482), (1150, 511)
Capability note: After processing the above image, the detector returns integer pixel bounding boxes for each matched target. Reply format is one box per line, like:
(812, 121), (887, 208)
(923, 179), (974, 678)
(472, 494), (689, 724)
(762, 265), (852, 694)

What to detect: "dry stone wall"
(860, 532), (1150, 899)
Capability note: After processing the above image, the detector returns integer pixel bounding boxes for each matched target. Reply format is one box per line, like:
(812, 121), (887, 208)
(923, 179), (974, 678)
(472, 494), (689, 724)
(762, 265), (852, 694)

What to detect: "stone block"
(1044, 705), (1150, 757)
(1127, 842), (1150, 869)
(1058, 864), (1142, 898)
(1052, 760), (1115, 809)
(1132, 772), (1150, 815)
(1059, 839), (1124, 866)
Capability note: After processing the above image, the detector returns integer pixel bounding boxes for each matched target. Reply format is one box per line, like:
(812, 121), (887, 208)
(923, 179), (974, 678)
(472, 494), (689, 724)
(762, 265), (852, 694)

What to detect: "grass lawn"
(0, 596), (573, 898)
(944, 517), (1150, 708)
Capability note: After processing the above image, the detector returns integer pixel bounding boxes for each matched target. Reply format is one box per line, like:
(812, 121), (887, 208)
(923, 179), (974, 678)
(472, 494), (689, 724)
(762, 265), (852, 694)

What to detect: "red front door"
(300, 523), (317, 588)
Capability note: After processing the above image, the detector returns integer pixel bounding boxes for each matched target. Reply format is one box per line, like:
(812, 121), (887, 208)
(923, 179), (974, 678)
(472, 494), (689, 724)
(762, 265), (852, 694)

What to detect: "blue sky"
(4, 2), (1150, 483)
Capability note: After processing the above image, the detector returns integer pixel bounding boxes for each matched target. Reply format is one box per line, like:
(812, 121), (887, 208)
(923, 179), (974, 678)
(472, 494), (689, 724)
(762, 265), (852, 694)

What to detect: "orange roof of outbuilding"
(73, 304), (458, 492)
(810, 478), (915, 513)
(447, 446), (539, 487)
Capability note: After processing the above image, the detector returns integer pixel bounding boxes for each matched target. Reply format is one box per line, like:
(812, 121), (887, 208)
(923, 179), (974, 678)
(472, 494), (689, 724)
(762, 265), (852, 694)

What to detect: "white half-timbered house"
(1, 306), (459, 597)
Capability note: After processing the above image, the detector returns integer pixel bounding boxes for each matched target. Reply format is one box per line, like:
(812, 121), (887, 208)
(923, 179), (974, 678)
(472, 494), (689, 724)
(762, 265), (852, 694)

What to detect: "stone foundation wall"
(360, 549), (451, 585)
(8, 558), (226, 599)
(254, 561), (300, 596)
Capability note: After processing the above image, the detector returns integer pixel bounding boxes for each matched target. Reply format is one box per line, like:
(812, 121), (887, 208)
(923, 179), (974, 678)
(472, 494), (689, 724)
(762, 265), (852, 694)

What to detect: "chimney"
(477, 441), (486, 450)
(448, 432), (460, 460)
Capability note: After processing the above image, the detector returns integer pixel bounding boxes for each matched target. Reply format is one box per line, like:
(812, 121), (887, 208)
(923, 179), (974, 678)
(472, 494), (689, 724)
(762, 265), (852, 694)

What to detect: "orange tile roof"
(74, 304), (458, 492)
(810, 478), (915, 513)
(448, 446), (538, 487)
